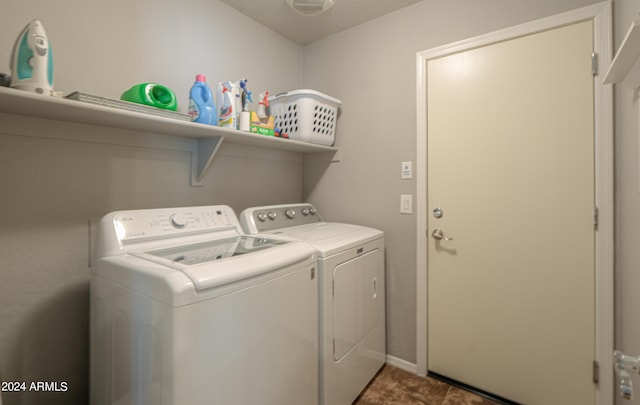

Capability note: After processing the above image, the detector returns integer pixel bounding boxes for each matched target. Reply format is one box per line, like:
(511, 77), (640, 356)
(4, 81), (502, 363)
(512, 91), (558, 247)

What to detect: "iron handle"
(431, 229), (453, 241)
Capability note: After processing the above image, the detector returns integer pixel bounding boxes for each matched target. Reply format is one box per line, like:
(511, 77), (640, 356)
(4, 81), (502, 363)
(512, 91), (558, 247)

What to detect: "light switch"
(400, 194), (413, 214)
(402, 161), (412, 179)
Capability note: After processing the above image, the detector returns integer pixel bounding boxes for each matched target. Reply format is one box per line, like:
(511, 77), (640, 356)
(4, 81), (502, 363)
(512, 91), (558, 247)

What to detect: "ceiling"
(218, 0), (423, 45)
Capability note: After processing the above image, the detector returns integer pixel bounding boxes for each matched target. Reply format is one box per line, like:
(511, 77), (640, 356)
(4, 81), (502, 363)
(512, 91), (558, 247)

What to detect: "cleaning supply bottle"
(218, 81), (235, 128)
(188, 74), (217, 125)
(238, 79), (251, 132)
(121, 83), (178, 110)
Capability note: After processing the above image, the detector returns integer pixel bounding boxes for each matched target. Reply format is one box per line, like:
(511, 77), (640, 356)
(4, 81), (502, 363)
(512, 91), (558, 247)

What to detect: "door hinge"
(593, 360), (600, 384)
(593, 206), (599, 231)
(592, 52), (599, 76)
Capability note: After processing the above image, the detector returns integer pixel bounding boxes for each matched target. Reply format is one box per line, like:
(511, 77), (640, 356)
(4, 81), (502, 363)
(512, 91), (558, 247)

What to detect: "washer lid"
(145, 235), (287, 265)
(132, 236), (315, 290)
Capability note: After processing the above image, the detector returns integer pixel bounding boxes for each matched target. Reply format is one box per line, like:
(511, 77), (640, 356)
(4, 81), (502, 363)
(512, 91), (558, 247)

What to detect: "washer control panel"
(112, 205), (237, 242)
(241, 204), (322, 233)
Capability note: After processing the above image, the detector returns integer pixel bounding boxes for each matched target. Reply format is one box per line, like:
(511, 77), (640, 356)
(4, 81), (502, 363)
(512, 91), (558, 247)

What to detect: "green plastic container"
(120, 83), (177, 111)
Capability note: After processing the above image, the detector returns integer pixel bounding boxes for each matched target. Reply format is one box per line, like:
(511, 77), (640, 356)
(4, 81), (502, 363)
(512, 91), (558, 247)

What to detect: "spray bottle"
(218, 81), (236, 128)
(238, 79), (252, 132)
(263, 90), (270, 117)
(257, 91), (271, 121)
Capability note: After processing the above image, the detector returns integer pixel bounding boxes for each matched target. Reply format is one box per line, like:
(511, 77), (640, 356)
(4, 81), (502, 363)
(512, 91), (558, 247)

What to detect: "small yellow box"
(250, 112), (275, 136)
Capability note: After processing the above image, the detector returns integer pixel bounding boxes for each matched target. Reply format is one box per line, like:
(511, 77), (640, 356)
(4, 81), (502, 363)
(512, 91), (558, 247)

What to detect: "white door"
(427, 21), (595, 405)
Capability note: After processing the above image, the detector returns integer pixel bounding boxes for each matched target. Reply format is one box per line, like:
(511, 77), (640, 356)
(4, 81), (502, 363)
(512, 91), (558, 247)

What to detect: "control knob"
(257, 213), (268, 222)
(170, 214), (188, 229)
(268, 212), (277, 220)
(309, 207), (317, 215)
(285, 209), (296, 219)
(302, 208), (310, 216)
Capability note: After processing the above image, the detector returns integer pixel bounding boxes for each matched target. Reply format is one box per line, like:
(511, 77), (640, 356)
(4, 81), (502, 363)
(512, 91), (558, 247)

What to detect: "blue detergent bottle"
(188, 74), (217, 125)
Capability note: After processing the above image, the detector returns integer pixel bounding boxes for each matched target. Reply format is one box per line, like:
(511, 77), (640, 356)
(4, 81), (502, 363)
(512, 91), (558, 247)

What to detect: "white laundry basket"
(270, 89), (341, 146)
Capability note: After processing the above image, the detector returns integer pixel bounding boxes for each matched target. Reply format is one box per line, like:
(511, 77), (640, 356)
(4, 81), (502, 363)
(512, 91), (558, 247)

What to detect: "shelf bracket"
(191, 136), (224, 186)
(603, 17), (640, 90)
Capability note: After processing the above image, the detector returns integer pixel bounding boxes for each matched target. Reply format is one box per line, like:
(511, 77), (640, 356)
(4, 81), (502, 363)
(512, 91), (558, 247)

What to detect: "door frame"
(415, 2), (614, 404)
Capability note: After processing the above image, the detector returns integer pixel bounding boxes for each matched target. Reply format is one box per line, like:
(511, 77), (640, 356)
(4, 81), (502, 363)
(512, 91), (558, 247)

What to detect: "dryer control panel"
(240, 204), (323, 234)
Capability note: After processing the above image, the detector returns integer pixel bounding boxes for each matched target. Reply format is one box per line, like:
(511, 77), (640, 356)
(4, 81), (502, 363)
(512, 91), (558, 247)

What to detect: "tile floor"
(354, 365), (502, 405)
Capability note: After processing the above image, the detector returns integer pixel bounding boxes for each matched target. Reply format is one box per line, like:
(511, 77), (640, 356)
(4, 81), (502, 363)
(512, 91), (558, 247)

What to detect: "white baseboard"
(385, 354), (417, 374)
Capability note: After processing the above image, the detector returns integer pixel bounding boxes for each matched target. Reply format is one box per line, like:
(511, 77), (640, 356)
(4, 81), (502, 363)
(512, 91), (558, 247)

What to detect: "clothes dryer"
(90, 205), (318, 405)
(240, 203), (385, 405)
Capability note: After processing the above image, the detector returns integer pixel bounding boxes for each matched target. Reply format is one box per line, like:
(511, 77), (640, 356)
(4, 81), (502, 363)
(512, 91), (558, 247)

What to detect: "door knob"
(431, 229), (453, 241)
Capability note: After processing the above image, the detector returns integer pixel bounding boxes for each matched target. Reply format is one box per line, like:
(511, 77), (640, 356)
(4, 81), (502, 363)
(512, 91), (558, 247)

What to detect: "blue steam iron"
(10, 19), (53, 95)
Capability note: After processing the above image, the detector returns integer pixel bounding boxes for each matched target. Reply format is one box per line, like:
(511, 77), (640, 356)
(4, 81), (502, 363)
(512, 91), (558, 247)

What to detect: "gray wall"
(4, 0), (640, 404)
(301, 0), (606, 365)
(0, 1), (303, 404)
(615, 0), (640, 404)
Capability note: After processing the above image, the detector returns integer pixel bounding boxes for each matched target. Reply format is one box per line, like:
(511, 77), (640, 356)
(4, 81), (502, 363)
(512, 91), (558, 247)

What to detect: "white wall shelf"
(604, 16), (640, 89)
(0, 86), (338, 185)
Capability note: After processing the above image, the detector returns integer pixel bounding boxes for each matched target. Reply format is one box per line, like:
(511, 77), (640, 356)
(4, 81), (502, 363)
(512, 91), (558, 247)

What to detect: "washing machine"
(90, 205), (319, 405)
(240, 203), (386, 405)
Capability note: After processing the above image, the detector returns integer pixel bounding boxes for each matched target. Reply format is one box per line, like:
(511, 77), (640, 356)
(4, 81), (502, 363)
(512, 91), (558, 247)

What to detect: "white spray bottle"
(218, 81), (236, 128)
(238, 79), (252, 131)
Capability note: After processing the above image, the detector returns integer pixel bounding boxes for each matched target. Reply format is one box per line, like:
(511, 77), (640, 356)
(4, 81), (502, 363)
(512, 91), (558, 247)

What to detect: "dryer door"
(332, 249), (382, 361)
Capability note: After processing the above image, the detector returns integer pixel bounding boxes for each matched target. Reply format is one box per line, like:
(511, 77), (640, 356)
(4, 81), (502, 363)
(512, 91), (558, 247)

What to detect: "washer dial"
(170, 214), (188, 229)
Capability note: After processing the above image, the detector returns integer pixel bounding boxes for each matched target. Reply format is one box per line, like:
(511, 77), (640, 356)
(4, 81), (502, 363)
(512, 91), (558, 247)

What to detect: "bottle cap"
(195, 74), (206, 82)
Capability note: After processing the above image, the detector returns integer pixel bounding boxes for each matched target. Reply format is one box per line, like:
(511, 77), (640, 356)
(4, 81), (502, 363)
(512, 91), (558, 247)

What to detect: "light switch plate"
(400, 194), (413, 214)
